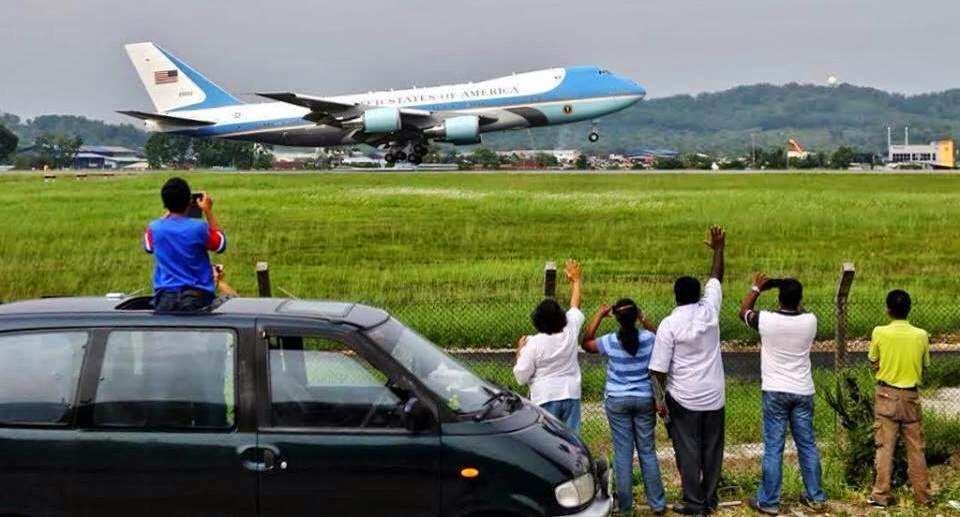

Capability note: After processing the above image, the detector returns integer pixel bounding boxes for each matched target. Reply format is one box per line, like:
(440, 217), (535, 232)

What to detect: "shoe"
(866, 496), (890, 508)
(671, 503), (705, 515)
(801, 498), (827, 513)
(748, 498), (780, 515)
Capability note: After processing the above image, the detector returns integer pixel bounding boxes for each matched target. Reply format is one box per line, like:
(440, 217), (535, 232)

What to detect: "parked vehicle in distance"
(0, 296), (610, 517)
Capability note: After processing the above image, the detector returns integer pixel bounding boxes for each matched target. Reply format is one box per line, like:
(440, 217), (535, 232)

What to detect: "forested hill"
(5, 82), (960, 154)
(0, 113), (146, 149)
(482, 83), (960, 154)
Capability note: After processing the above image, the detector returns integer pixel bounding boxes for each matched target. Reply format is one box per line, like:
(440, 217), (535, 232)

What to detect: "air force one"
(121, 42), (646, 165)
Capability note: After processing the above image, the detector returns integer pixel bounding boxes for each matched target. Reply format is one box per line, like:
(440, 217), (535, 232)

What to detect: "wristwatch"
(751, 285), (761, 293)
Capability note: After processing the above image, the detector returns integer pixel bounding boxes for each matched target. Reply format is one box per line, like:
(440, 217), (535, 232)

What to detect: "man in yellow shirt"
(867, 289), (931, 508)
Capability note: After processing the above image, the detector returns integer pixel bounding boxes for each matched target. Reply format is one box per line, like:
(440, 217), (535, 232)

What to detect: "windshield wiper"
(475, 386), (521, 421)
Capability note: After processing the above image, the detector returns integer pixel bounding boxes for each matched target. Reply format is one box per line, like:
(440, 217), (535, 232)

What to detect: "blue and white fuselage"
(121, 42), (645, 158)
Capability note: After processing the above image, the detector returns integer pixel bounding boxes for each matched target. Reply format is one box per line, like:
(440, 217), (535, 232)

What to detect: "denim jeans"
(154, 289), (215, 312)
(756, 391), (827, 507)
(539, 398), (581, 433)
(604, 396), (666, 513)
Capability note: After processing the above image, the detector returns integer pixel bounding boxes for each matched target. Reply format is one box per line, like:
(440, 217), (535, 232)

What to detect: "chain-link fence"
(357, 282), (960, 491)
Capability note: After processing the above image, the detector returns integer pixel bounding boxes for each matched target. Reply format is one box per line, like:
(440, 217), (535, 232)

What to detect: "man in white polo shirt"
(650, 225), (726, 516)
(739, 274), (827, 515)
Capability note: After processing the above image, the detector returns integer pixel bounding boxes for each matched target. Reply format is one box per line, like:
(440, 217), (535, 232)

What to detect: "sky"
(3, 0), (960, 123)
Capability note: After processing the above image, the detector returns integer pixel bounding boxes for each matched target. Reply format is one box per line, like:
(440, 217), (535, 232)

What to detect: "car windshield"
(365, 318), (498, 414)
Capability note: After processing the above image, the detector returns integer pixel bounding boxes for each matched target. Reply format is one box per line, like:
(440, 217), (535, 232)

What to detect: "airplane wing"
(257, 91), (493, 130)
(117, 110), (216, 126)
(256, 92), (365, 121)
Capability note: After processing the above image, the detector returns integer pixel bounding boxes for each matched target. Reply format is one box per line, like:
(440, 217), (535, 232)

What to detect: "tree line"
(144, 133), (273, 170)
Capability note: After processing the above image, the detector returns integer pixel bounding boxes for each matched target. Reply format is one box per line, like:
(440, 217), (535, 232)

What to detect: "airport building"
(886, 128), (955, 169)
(497, 149), (582, 164)
(72, 145), (147, 170)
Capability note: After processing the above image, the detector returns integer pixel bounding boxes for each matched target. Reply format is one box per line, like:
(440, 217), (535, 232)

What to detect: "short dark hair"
(778, 278), (803, 309)
(674, 276), (701, 305)
(161, 177), (191, 213)
(531, 298), (567, 334)
(886, 289), (912, 319)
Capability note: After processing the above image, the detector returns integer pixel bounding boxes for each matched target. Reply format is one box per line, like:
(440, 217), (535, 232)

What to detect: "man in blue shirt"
(144, 177), (227, 311)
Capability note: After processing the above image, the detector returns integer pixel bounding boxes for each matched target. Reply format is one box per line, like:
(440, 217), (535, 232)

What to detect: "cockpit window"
(599, 69), (611, 75)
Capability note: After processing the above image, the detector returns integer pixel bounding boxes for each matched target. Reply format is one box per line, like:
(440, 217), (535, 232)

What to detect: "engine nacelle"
(427, 116), (481, 145)
(362, 107), (402, 133)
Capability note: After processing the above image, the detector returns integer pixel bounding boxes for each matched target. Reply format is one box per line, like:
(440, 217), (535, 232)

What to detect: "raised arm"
(739, 272), (769, 326)
(704, 225), (725, 282)
(199, 191), (227, 254)
(581, 303), (611, 353)
(639, 309), (658, 333)
(565, 259), (582, 309)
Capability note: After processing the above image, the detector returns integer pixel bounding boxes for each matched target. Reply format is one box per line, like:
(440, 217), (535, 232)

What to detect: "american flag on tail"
(154, 70), (178, 85)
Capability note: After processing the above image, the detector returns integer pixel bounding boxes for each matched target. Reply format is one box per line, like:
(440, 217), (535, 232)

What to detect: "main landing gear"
(384, 142), (428, 166)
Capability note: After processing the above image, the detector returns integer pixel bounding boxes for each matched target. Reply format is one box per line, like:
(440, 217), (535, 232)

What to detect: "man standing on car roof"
(143, 177), (227, 312)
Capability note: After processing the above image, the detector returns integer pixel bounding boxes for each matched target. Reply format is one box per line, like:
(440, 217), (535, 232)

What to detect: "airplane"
(121, 42), (646, 165)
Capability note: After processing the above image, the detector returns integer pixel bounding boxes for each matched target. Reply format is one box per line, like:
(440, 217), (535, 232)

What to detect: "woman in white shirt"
(513, 260), (584, 432)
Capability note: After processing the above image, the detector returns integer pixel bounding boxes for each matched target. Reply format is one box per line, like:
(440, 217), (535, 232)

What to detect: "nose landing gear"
(587, 120), (600, 143)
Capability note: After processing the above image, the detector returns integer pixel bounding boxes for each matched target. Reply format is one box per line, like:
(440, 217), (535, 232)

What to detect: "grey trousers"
(667, 394), (725, 513)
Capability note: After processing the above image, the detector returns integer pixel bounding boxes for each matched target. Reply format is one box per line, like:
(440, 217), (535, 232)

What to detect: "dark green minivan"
(0, 296), (611, 517)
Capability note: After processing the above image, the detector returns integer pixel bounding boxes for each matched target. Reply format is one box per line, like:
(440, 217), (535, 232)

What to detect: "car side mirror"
(401, 397), (433, 432)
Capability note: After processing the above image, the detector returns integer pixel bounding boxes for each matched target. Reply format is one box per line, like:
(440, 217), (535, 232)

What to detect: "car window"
(366, 319), (496, 414)
(267, 336), (404, 429)
(0, 331), (87, 425)
(93, 330), (235, 430)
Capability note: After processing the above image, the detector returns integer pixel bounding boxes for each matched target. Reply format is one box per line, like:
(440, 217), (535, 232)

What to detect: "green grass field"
(2, 171), (960, 345)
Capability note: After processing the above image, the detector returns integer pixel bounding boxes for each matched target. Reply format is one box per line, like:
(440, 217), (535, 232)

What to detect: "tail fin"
(124, 42), (242, 113)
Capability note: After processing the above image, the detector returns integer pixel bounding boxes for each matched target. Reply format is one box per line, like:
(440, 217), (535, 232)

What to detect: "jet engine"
(362, 107), (402, 133)
(426, 116), (481, 145)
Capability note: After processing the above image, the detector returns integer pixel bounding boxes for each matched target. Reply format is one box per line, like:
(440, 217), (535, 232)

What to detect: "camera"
(765, 278), (784, 290)
(186, 193), (204, 218)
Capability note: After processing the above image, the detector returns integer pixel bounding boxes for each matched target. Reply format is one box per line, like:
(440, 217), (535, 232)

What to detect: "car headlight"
(554, 472), (595, 508)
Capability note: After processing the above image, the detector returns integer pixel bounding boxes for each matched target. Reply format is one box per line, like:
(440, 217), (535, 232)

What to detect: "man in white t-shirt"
(514, 260), (585, 432)
(740, 274), (826, 515)
(649, 226), (726, 516)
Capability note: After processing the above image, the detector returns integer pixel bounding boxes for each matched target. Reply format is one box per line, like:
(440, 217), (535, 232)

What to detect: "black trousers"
(667, 394), (725, 513)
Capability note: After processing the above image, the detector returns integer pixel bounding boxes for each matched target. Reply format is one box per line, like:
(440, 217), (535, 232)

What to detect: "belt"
(878, 380), (918, 392)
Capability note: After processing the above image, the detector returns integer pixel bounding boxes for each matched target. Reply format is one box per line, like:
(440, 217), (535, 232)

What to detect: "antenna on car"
(277, 286), (300, 300)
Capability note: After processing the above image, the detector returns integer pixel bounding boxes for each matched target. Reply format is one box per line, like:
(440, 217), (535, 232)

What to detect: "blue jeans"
(540, 398), (581, 433)
(757, 391), (827, 507)
(604, 396), (666, 513)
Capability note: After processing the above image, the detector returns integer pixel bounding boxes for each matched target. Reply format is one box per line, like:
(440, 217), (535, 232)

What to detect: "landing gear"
(588, 119), (600, 142)
(382, 140), (429, 167)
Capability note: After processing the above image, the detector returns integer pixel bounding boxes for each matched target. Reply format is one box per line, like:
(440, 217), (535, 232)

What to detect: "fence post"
(835, 262), (856, 371)
(543, 262), (557, 299)
(257, 262), (272, 298)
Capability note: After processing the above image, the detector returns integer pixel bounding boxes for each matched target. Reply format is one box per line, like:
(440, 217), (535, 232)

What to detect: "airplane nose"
(632, 82), (646, 98)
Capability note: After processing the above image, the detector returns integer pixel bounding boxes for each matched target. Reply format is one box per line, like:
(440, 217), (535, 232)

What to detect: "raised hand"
(704, 225), (726, 251)
(598, 303), (612, 318)
(564, 259), (582, 282)
(753, 272), (770, 291)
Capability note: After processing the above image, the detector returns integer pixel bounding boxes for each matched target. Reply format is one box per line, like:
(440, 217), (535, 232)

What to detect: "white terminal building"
(887, 127), (955, 169)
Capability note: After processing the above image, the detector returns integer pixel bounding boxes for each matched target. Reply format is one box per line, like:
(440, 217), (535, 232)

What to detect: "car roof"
(0, 296), (392, 329)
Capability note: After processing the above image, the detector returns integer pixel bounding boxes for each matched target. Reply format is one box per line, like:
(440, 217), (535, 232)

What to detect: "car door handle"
(238, 445), (280, 472)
